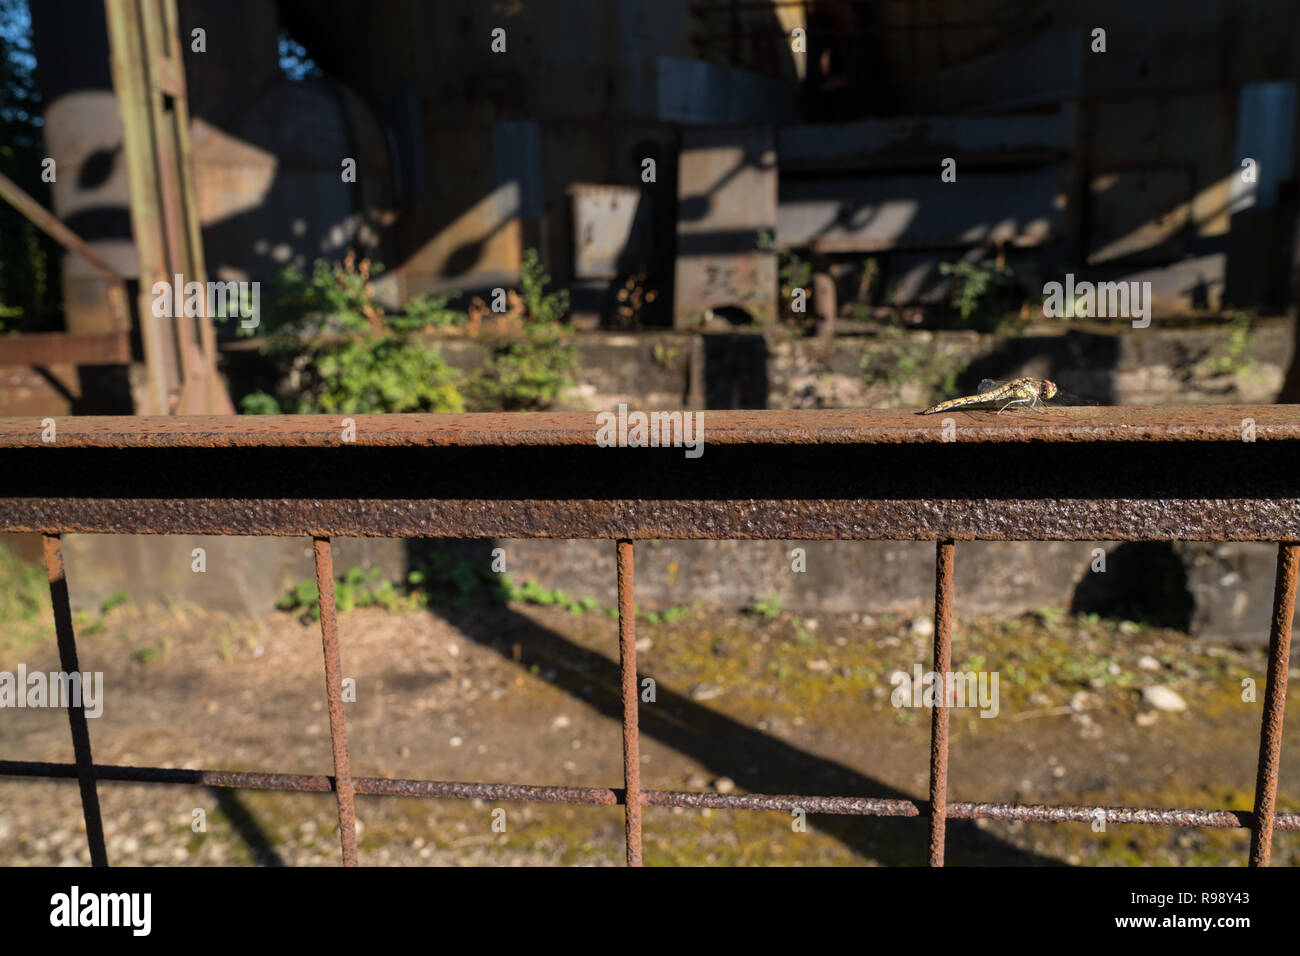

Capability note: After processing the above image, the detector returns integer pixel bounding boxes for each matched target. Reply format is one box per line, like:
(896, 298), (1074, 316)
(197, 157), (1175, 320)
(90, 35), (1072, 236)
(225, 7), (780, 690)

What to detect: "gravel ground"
(1, 599), (1296, 866)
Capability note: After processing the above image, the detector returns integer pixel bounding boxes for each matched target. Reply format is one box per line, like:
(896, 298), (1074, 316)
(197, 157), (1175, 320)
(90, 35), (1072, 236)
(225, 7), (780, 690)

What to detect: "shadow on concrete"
(410, 541), (1061, 866)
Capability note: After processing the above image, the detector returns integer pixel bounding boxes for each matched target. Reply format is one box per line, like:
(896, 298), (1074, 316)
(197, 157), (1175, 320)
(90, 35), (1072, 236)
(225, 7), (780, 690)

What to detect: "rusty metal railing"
(0, 406), (1297, 866)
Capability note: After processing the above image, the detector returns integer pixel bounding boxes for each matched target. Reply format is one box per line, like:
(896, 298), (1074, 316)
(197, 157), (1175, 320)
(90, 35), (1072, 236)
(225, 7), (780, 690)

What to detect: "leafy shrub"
(939, 260), (1024, 334)
(241, 249), (579, 415)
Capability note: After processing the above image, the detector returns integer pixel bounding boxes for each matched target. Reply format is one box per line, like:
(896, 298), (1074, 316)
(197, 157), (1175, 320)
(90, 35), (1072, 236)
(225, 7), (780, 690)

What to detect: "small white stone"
(713, 777), (736, 794)
(911, 616), (934, 637)
(1141, 685), (1187, 713)
(449, 736), (463, 747)
(1138, 655), (1161, 671)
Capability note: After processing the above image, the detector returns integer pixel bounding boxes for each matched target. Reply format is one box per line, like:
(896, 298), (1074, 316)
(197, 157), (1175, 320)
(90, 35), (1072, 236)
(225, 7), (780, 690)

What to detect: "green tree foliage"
(0, 0), (59, 332)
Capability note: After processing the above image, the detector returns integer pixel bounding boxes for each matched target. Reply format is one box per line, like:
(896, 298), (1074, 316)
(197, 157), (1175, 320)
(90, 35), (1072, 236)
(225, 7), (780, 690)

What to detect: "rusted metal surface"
(617, 539), (643, 866)
(105, 0), (233, 415)
(0, 332), (133, 368)
(42, 535), (108, 867)
(0, 410), (1298, 542)
(314, 537), (359, 866)
(1250, 542), (1298, 866)
(942, 803), (1284, 828)
(5, 496), (1299, 543)
(7, 758), (1299, 829)
(1, 407), (1296, 448)
(928, 540), (954, 866)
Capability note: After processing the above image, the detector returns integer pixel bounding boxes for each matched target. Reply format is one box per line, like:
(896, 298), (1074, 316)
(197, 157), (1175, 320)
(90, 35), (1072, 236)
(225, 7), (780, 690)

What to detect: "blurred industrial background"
(1, 0), (1299, 869)
(1, 0), (1298, 639)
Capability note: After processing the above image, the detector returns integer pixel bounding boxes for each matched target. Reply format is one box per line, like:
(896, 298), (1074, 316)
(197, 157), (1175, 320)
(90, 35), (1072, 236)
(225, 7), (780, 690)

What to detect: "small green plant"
(470, 325), (578, 411)
(757, 230), (813, 316)
(241, 253), (466, 415)
(391, 291), (468, 331)
(0, 542), (49, 625)
(939, 260), (1024, 333)
(278, 551), (699, 625)
(241, 249), (582, 415)
(861, 325), (966, 407)
(792, 618), (816, 646)
(1036, 605), (1065, 627)
(518, 247), (570, 325)
(752, 593), (783, 620)
(469, 250), (578, 411)
(100, 590), (131, 615)
(1206, 312), (1256, 377)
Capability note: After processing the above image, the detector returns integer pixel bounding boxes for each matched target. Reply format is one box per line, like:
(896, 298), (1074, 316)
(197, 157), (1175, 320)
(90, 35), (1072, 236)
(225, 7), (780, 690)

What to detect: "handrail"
(0, 409), (1295, 867)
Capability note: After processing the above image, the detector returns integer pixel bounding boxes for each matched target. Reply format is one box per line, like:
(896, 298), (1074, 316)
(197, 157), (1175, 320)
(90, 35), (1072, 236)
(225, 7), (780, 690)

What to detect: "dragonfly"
(920, 377), (1094, 415)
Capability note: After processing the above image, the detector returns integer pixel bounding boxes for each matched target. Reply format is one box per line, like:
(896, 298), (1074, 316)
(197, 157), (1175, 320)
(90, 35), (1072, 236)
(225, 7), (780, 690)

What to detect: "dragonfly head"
(1041, 380), (1058, 401)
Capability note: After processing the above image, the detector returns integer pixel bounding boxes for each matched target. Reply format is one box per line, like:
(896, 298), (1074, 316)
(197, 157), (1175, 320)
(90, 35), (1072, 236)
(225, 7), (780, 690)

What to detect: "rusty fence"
(0, 407), (1297, 867)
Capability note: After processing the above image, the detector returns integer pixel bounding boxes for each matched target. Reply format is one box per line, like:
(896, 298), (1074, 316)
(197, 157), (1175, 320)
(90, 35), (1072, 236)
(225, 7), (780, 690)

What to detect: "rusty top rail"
(0, 406), (1296, 449)
(1, 408), (1298, 542)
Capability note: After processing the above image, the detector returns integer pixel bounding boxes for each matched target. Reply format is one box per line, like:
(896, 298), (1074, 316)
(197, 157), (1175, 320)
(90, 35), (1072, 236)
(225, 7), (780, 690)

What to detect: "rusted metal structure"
(104, 0), (232, 415)
(0, 406), (1296, 866)
(0, 172), (132, 371)
(0, 1), (232, 415)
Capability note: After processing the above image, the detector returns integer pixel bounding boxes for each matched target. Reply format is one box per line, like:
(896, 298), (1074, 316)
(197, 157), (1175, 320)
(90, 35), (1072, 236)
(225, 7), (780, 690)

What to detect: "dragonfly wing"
(1047, 388), (1100, 407)
(976, 379), (1003, 394)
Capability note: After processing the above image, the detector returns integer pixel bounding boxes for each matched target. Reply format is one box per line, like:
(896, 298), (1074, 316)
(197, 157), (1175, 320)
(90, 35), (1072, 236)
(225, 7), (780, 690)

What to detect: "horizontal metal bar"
(0, 332), (133, 367)
(1, 411), (1297, 541)
(1, 496), (1296, 542)
(2, 761), (1295, 830)
(0, 408), (1296, 448)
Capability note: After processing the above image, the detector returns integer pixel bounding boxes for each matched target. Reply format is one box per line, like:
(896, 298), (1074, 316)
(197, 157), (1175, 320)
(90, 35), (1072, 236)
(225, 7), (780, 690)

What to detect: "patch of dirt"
(0, 600), (1295, 866)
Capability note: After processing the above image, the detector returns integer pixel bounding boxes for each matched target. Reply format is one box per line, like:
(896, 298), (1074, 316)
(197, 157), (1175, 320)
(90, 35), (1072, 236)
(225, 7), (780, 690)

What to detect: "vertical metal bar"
(42, 534), (108, 867)
(928, 539), (955, 866)
(1250, 542), (1297, 866)
(617, 539), (643, 866)
(313, 537), (358, 866)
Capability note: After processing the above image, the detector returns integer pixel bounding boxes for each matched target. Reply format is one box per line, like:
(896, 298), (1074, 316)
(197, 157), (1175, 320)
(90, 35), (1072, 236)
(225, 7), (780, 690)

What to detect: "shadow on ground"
(411, 539), (1059, 865)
